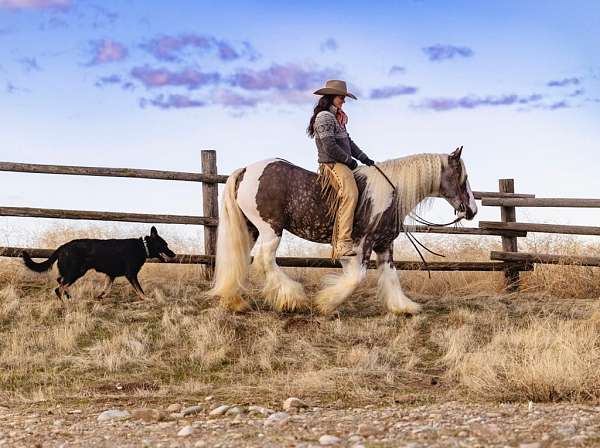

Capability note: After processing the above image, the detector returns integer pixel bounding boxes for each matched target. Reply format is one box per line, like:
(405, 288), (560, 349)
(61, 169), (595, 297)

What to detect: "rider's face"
(333, 95), (345, 108)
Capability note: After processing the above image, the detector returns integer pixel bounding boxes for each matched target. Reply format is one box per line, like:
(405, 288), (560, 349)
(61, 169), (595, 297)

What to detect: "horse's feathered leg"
(253, 233), (308, 312)
(314, 241), (367, 315)
(207, 168), (253, 312)
(376, 245), (421, 315)
(232, 160), (308, 312)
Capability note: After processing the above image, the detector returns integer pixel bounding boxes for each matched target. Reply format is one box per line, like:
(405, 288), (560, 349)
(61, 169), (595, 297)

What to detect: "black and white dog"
(22, 226), (176, 300)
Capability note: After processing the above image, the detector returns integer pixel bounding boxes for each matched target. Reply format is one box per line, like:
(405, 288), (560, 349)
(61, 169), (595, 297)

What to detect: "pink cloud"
(230, 63), (340, 92)
(141, 33), (258, 62)
(88, 39), (128, 65)
(131, 65), (220, 90)
(139, 94), (206, 110)
(0, 0), (71, 10)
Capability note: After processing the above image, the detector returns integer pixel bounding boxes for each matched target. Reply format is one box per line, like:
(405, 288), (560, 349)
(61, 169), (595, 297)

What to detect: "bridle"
(372, 164), (465, 278)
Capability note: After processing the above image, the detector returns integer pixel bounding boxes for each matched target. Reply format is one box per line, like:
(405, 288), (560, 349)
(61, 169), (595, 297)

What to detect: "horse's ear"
(450, 146), (463, 160)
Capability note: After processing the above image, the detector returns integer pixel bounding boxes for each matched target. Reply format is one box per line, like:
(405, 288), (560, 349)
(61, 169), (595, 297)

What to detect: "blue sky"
(1, 0), (599, 249)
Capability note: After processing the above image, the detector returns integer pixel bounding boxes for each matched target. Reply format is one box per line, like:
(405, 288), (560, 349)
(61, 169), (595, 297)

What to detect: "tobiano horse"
(208, 147), (477, 315)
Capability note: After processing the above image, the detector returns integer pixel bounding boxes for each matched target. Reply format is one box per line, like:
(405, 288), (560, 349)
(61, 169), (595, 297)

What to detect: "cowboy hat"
(313, 80), (357, 100)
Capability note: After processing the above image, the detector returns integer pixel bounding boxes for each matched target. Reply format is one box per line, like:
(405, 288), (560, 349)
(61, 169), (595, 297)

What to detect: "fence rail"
(480, 221), (600, 236)
(0, 206), (217, 226)
(482, 197), (600, 208)
(491, 251), (600, 268)
(0, 161), (228, 184)
(3, 151), (600, 290)
(0, 247), (531, 271)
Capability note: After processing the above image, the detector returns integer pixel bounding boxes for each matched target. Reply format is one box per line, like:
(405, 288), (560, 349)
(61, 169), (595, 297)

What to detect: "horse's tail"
(207, 168), (252, 302)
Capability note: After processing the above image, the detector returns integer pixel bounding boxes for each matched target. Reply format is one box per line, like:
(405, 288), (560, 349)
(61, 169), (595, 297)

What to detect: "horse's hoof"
(221, 296), (251, 313)
(387, 302), (422, 315)
(315, 300), (337, 316)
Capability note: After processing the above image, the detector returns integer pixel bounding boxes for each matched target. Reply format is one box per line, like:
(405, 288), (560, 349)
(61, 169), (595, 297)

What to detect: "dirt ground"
(3, 398), (600, 447)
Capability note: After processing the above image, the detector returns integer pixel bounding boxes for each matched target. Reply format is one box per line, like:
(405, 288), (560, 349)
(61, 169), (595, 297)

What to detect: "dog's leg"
(55, 284), (71, 300)
(97, 276), (115, 300)
(126, 273), (147, 300)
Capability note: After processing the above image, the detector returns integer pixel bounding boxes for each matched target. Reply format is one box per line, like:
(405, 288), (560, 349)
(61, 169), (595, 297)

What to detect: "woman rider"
(307, 80), (375, 258)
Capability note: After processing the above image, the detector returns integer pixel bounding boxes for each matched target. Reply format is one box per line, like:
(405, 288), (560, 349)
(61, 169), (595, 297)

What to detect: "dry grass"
(2, 228), (600, 405)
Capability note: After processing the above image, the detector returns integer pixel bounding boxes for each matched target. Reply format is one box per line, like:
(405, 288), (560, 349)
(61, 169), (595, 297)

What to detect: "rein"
(371, 164), (462, 278)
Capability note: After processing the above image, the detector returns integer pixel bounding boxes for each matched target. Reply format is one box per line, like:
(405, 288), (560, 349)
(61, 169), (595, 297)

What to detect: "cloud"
(569, 89), (585, 97)
(547, 77), (581, 87)
(320, 38), (338, 53)
(141, 33), (258, 62)
(87, 39), (128, 65)
(422, 44), (474, 62)
(229, 63), (340, 93)
(369, 85), (418, 99)
(213, 90), (258, 108)
(0, 0), (71, 10)
(131, 65), (221, 90)
(38, 15), (68, 30)
(18, 57), (41, 72)
(139, 94), (206, 110)
(5, 81), (28, 94)
(89, 4), (118, 29)
(94, 74), (137, 91)
(545, 100), (569, 110)
(389, 65), (406, 75)
(415, 93), (543, 111)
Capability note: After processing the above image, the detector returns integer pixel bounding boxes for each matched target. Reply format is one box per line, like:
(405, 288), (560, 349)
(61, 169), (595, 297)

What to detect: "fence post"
(499, 178), (520, 290)
(202, 150), (218, 277)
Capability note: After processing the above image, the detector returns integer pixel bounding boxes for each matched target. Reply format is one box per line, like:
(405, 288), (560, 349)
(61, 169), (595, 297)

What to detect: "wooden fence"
(1, 150), (598, 289)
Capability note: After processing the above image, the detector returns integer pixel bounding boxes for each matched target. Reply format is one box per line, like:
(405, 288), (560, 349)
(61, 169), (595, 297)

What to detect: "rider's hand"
(348, 159), (358, 170)
(364, 157), (375, 166)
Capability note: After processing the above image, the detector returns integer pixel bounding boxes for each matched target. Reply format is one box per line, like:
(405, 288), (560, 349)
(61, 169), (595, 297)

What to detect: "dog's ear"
(150, 226), (158, 237)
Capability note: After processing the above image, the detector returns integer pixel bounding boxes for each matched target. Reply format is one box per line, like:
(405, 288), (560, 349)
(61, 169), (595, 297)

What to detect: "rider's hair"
(307, 94), (336, 138)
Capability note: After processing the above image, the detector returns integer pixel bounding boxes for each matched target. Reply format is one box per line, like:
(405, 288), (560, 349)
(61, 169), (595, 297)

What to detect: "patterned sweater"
(313, 106), (370, 167)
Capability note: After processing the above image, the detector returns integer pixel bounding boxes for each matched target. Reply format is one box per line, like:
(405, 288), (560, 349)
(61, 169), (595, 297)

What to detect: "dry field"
(2, 228), (600, 446)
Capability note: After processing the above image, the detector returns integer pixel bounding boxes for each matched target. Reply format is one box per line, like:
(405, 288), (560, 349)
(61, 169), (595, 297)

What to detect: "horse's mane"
(356, 153), (464, 220)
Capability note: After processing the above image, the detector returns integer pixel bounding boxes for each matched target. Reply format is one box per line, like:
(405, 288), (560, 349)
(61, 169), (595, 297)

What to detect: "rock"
(358, 423), (380, 436)
(225, 406), (244, 416)
(209, 405), (230, 416)
(52, 419), (64, 427)
(205, 396), (214, 401)
(319, 435), (341, 445)
(67, 410), (82, 415)
(166, 404), (181, 413)
(182, 405), (203, 417)
(194, 442), (207, 448)
(519, 444), (541, 448)
(348, 435), (363, 442)
(177, 425), (194, 437)
(264, 412), (290, 426)
(97, 410), (130, 422)
(248, 405), (275, 416)
(283, 397), (309, 411)
(131, 408), (164, 423)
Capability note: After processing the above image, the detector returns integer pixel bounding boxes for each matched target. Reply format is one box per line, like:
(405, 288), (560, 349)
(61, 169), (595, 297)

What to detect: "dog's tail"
(207, 168), (252, 303)
(22, 249), (59, 273)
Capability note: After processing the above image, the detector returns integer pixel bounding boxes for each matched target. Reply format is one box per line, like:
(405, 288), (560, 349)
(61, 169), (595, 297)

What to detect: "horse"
(207, 147), (477, 315)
